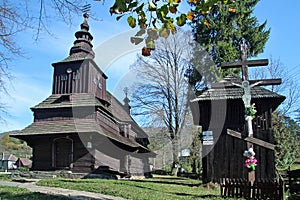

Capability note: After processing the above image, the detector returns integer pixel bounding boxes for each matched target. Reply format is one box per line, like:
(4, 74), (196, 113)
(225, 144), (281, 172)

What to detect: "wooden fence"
(220, 178), (284, 200)
(287, 169), (300, 194)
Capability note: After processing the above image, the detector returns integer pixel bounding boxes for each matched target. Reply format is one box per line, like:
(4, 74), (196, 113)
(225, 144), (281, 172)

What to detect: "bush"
(18, 167), (29, 172)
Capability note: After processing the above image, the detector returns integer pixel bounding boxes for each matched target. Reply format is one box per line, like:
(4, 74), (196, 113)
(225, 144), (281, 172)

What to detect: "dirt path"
(0, 180), (128, 200)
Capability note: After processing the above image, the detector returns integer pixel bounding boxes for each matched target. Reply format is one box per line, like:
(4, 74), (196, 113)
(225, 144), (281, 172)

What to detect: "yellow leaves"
(146, 40), (155, 50)
(159, 28), (170, 38)
(201, 10), (210, 15)
(188, 0), (201, 5)
(176, 14), (187, 26)
(204, 20), (210, 28)
(187, 11), (195, 20)
(106, 0), (231, 56)
(228, 8), (237, 13)
(127, 16), (136, 28)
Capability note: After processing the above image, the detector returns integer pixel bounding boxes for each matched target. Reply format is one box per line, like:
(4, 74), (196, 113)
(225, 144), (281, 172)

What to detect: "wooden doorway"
(53, 137), (73, 169)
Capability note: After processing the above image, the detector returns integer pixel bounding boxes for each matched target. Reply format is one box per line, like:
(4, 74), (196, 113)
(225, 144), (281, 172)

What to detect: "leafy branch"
(108, 0), (234, 55)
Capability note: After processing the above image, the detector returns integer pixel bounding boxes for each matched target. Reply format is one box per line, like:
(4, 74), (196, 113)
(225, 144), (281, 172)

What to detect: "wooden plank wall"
(202, 103), (276, 182)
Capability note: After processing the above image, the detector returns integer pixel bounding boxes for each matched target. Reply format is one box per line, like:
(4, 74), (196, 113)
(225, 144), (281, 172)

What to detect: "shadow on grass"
(114, 181), (221, 199)
(0, 191), (70, 200)
(129, 178), (202, 187)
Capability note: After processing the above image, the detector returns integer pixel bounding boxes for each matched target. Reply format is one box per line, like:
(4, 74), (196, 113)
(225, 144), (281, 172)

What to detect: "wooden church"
(11, 14), (154, 176)
(191, 61), (285, 183)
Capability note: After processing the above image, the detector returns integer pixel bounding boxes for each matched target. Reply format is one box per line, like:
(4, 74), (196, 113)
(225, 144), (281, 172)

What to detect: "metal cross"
(123, 87), (129, 98)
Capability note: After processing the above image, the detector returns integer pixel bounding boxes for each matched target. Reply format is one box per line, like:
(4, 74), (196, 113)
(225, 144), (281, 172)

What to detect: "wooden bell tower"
(191, 44), (285, 183)
(51, 13), (108, 104)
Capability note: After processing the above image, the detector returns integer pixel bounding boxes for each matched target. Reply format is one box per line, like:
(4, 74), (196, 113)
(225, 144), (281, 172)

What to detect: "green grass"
(0, 185), (68, 200)
(0, 174), (11, 181)
(37, 175), (232, 200)
(290, 158), (300, 170)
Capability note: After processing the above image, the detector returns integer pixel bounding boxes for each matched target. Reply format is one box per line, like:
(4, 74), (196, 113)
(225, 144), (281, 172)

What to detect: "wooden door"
(54, 138), (73, 169)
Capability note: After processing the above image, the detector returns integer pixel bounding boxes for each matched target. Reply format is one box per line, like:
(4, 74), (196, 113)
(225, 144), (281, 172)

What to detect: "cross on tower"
(123, 87), (129, 98)
(81, 4), (91, 14)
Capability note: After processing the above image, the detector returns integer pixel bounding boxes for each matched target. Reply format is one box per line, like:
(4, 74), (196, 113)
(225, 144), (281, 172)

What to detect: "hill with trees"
(0, 131), (32, 158)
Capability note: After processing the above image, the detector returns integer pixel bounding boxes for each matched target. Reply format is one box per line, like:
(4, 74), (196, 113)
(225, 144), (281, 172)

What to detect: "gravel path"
(0, 180), (128, 200)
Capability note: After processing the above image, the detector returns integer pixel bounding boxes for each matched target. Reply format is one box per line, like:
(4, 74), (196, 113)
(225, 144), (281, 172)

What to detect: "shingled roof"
(13, 119), (143, 149)
(107, 92), (148, 138)
(191, 87), (284, 101)
(192, 75), (285, 102)
(191, 75), (285, 111)
(31, 93), (104, 110)
(14, 90), (150, 150)
(1, 153), (17, 161)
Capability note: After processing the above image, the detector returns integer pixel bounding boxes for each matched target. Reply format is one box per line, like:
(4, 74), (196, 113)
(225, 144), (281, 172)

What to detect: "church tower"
(51, 13), (108, 104)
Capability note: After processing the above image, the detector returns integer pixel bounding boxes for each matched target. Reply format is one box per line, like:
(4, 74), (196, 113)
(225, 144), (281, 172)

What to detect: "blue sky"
(1, 0), (299, 133)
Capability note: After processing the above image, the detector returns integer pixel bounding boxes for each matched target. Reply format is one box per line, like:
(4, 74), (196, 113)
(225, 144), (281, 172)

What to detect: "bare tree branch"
(251, 56), (300, 116)
(130, 30), (196, 170)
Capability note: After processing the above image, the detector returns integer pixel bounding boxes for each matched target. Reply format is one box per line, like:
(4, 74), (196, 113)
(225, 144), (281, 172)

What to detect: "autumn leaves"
(110, 0), (235, 56)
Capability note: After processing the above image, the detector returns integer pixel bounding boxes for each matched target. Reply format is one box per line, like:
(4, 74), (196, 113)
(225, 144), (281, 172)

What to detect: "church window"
(93, 76), (98, 84)
(98, 82), (102, 89)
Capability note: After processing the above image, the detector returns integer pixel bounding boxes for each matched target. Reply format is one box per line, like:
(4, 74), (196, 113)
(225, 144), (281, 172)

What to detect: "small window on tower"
(61, 74), (67, 81)
(93, 77), (97, 84)
(98, 82), (102, 89)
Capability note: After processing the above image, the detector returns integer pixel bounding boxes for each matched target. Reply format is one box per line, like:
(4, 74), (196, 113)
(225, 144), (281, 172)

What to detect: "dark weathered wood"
(220, 178), (284, 200)
(212, 78), (282, 88)
(287, 169), (300, 194)
(11, 16), (154, 177)
(250, 79), (282, 86)
(221, 59), (269, 68)
(227, 129), (275, 150)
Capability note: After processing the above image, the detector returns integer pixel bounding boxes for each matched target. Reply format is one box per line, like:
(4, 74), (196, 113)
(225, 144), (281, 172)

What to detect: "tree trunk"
(171, 134), (179, 175)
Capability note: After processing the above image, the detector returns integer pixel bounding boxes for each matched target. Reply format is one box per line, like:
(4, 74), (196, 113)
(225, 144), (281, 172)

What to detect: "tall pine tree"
(190, 0), (270, 76)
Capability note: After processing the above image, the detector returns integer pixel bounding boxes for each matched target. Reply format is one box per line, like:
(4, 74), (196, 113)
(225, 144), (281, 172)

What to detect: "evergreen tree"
(190, 0), (270, 76)
(273, 111), (300, 170)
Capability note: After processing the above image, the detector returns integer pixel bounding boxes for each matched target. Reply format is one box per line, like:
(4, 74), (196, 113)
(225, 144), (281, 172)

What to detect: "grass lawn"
(37, 175), (233, 200)
(0, 185), (69, 200)
(0, 174), (11, 181)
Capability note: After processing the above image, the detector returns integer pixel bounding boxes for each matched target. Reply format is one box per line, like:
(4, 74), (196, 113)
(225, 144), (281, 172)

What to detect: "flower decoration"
(244, 157), (258, 171)
(245, 103), (257, 119)
(243, 147), (257, 171)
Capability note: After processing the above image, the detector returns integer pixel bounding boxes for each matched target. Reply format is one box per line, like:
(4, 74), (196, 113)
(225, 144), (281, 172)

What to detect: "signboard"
(202, 130), (214, 146)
